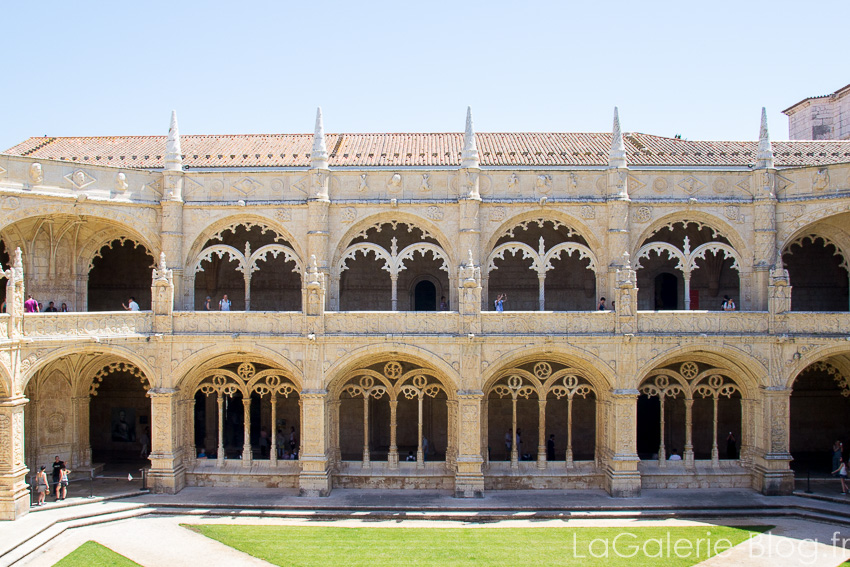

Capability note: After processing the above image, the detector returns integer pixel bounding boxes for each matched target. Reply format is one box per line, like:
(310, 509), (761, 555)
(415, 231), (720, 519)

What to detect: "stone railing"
(21, 312), (152, 338)
(325, 312), (458, 335)
(172, 311), (304, 335)
(776, 312), (850, 335)
(481, 312), (615, 334)
(9, 310), (850, 341)
(636, 311), (769, 334)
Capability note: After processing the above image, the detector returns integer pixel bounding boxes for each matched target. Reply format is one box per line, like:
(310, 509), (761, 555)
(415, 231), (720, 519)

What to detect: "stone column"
(537, 399), (547, 469)
(71, 396), (92, 468)
(0, 396), (29, 520)
(455, 391), (485, 497)
(753, 387), (793, 495)
(148, 388), (186, 493)
(751, 170), (777, 312)
(605, 389), (641, 497)
(683, 399), (694, 468)
(241, 397), (252, 467)
(388, 399), (398, 469)
(298, 390), (332, 496)
(605, 167), (631, 305)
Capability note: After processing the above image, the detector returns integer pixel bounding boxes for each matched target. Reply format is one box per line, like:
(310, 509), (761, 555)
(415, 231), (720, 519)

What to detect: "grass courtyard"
(183, 524), (767, 566)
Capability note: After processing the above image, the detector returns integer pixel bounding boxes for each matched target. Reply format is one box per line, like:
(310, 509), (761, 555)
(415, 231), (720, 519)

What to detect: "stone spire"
(756, 107), (774, 169)
(608, 107), (627, 168)
(311, 107), (329, 169)
(164, 110), (183, 172)
(461, 106), (479, 169)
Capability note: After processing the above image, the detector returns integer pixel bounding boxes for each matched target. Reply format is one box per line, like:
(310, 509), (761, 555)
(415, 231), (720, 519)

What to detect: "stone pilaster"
(605, 389), (641, 497)
(606, 172), (630, 304)
(454, 390), (485, 497)
(3, 247), (25, 339)
(0, 396), (29, 520)
(147, 388), (186, 493)
(752, 387), (794, 495)
(614, 253), (638, 334)
(299, 390), (331, 496)
(151, 252), (174, 333)
(71, 396), (92, 468)
(458, 167), (481, 310)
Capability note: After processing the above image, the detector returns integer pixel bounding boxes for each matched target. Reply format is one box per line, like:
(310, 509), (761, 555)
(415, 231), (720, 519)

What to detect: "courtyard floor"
(3, 477), (850, 566)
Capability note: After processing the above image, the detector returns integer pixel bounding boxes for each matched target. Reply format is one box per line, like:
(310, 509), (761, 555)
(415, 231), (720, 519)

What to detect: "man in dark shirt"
(44, 301), (59, 312)
(51, 456), (63, 499)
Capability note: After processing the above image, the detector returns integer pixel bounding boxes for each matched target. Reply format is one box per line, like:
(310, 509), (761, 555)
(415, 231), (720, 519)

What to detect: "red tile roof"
(5, 133), (850, 169)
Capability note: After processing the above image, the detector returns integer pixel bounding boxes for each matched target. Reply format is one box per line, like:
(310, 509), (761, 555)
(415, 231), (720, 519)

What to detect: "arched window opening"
(783, 235), (849, 311)
(487, 219), (597, 311)
(88, 239), (154, 311)
(636, 221), (740, 311)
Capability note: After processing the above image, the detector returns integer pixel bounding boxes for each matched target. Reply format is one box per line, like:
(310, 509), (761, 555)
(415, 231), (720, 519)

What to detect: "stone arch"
(784, 344), (850, 390)
(20, 344), (158, 395)
(633, 211), (749, 261)
(635, 345), (763, 398)
(778, 203), (850, 247)
(780, 218), (850, 311)
(481, 346), (615, 395)
(185, 213), (304, 266)
(483, 209), (602, 258)
(331, 212), (455, 267)
(324, 344), (459, 395)
(174, 347), (304, 394)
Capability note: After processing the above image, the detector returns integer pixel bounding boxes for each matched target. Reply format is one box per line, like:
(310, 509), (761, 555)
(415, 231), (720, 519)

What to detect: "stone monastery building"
(1, 107), (849, 520)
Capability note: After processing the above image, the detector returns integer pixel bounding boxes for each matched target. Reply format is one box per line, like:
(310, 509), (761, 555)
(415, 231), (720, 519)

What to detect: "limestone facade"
(0, 108), (850, 519)
(784, 83), (850, 140)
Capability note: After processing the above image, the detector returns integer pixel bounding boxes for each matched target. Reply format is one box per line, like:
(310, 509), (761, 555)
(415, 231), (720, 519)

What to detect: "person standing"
(203, 296), (212, 310)
(289, 426), (298, 455)
(834, 459), (849, 494)
(139, 427), (150, 458)
(494, 294), (506, 312)
(504, 430), (512, 460)
(60, 302), (69, 312)
(598, 297), (607, 310)
(35, 466), (49, 506)
(726, 432), (738, 459)
(123, 297), (139, 311)
(44, 301), (58, 312)
(833, 441), (844, 477)
(24, 294), (38, 313)
(219, 294), (231, 311)
(58, 463), (70, 500)
(51, 456), (63, 500)
(439, 296), (448, 311)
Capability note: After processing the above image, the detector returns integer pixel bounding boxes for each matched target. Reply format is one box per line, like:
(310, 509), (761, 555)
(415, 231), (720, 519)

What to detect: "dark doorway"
(88, 240), (153, 311)
(654, 273), (678, 310)
(414, 280), (437, 311)
(636, 394), (661, 459)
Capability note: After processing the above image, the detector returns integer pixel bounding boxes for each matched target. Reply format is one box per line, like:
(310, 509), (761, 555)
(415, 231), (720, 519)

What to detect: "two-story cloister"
(0, 107), (849, 520)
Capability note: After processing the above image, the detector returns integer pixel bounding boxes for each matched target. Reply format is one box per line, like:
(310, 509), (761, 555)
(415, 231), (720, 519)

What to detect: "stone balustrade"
(481, 312), (616, 334)
(19, 312), (152, 338)
(7, 310), (849, 340)
(636, 311), (769, 334)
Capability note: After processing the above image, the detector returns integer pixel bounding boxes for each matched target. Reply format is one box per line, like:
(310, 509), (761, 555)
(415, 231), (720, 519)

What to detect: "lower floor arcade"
(2, 343), (850, 519)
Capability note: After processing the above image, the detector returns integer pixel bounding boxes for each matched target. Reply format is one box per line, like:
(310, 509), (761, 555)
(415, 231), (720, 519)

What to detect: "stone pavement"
(4, 486), (850, 566)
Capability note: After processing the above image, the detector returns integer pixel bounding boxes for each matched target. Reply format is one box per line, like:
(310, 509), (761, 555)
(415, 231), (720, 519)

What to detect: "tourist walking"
(51, 456), (63, 499)
(219, 294), (231, 311)
(57, 463), (70, 500)
(834, 459), (849, 494)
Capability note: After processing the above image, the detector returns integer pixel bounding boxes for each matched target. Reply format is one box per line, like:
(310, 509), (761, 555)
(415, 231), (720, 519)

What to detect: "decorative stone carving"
(388, 173), (402, 191)
(115, 172), (129, 192)
(713, 178), (729, 193)
(507, 173), (518, 190)
(305, 255), (326, 316)
(29, 163), (43, 184)
(652, 177), (668, 193)
(2, 197), (19, 210)
(419, 173), (430, 191)
(580, 205), (595, 220)
(535, 175), (552, 193)
(341, 207), (357, 223)
(458, 249), (482, 315)
(489, 207), (506, 222)
(568, 173), (578, 191)
(359, 173), (368, 192)
(633, 206), (652, 223)
(275, 208), (292, 222)
(678, 175), (704, 195)
(813, 168), (830, 191)
(232, 177), (262, 197)
(724, 205), (739, 221)
(425, 205), (443, 221)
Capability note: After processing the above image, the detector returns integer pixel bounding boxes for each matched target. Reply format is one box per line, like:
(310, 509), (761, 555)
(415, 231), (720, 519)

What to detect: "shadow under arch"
(20, 344), (159, 395)
(482, 209), (603, 259)
(0, 205), (160, 261)
(330, 211), (455, 271)
(323, 343), (460, 395)
(184, 213), (305, 267)
(173, 345), (305, 394)
(632, 210), (750, 262)
(480, 346), (615, 395)
(783, 344), (850, 390)
(634, 344), (765, 398)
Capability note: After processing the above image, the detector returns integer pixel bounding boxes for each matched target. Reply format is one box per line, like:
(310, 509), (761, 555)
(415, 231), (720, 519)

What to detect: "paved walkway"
(4, 486), (850, 566)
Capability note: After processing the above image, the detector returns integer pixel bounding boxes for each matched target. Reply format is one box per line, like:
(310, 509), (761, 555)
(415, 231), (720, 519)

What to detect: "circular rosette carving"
(383, 362), (403, 380)
(359, 375), (374, 390)
(424, 384), (443, 398)
(680, 362), (698, 380)
(533, 362), (552, 380)
(47, 412), (66, 434)
(507, 375), (523, 390)
(401, 385), (419, 400)
(412, 375), (428, 389)
(237, 362), (256, 381)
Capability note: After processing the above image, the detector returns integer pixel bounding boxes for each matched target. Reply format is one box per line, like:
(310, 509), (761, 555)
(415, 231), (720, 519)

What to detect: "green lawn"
(53, 541), (142, 567)
(186, 524), (768, 566)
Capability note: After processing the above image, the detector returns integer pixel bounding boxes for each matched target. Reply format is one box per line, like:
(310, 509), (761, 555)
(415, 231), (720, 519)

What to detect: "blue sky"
(1, 0), (846, 149)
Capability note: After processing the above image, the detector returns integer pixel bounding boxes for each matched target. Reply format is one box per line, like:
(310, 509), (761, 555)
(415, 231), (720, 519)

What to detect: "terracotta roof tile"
(4, 133), (850, 169)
